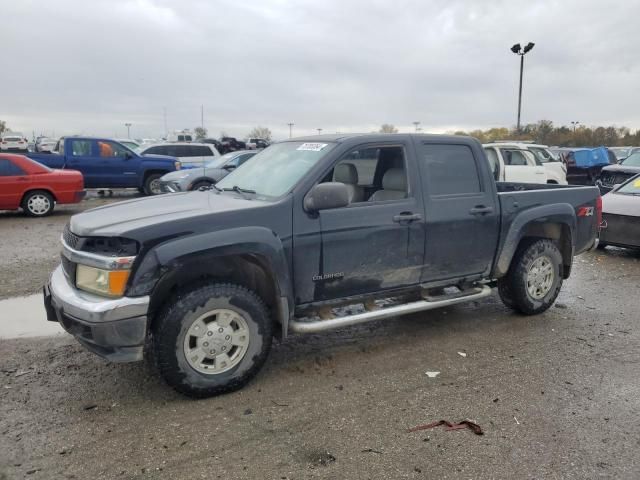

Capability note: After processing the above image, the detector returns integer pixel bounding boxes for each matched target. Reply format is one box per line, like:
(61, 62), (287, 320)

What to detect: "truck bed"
(496, 181), (601, 257)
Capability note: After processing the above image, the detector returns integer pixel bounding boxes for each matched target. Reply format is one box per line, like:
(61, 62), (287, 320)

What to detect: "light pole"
(287, 123), (294, 138)
(570, 121), (580, 133)
(510, 42), (535, 132)
(317, 128), (323, 135)
(124, 123), (132, 138)
(413, 121), (420, 133)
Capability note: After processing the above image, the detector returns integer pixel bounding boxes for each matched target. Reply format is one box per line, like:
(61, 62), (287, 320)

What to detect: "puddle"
(0, 294), (64, 339)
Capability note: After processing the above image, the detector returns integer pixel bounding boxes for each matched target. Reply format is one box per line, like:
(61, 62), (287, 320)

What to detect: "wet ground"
(1, 194), (640, 479)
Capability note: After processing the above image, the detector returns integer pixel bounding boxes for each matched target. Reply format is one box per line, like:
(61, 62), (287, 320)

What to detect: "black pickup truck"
(44, 134), (601, 397)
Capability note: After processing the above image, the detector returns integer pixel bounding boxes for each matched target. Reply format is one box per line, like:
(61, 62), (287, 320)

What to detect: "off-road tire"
(502, 239), (563, 315)
(497, 278), (516, 310)
(151, 283), (273, 398)
(143, 173), (164, 196)
(22, 190), (54, 217)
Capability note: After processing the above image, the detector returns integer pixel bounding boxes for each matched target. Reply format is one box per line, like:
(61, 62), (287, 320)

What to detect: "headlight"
(76, 264), (131, 297)
(175, 161), (182, 170)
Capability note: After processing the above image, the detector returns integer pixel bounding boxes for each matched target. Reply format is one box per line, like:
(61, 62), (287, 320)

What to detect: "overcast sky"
(2, 0), (639, 140)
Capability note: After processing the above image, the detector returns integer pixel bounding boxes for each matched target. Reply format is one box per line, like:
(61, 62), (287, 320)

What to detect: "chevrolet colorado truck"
(43, 134), (601, 397)
(28, 137), (181, 195)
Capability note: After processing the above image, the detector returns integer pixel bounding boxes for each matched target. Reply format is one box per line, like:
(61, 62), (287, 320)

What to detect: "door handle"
(393, 212), (422, 223)
(469, 205), (494, 215)
(17, 176), (29, 182)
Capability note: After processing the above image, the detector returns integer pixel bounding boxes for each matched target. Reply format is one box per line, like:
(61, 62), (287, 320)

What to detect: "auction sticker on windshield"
(297, 143), (328, 152)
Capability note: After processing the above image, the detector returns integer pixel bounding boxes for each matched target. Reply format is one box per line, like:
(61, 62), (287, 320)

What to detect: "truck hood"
(69, 191), (260, 237)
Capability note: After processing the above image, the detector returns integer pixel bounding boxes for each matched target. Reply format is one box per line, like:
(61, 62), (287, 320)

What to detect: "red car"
(0, 154), (85, 216)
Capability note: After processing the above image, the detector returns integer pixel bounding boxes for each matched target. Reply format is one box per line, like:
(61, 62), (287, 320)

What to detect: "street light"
(413, 121), (420, 133)
(287, 123), (294, 138)
(317, 128), (323, 135)
(570, 121), (580, 133)
(510, 42), (535, 132)
(124, 123), (132, 138)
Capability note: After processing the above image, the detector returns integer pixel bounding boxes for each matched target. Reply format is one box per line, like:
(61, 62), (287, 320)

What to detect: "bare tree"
(194, 127), (207, 140)
(379, 124), (398, 134)
(0, 120), (7, 137)
(247, 126), (272, 142)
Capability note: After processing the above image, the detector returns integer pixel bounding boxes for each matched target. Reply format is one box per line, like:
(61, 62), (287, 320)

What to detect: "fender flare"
(134, 226), (293, 335)
(494, 203), (577, 277)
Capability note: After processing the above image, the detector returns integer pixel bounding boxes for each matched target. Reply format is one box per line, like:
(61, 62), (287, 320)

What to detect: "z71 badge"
(313, 272), (344, 281)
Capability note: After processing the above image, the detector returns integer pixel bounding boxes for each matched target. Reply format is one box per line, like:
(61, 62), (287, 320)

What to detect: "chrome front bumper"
(44, 265), (150, 362)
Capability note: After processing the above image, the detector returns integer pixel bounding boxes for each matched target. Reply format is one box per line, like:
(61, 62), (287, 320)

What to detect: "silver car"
(158, 150), (257, 192)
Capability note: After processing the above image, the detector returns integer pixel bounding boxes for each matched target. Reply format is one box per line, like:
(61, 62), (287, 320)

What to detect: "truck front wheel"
(499, 239), (563, 315)
(151, 283), (273, 398)
(143, 173), (164, 195)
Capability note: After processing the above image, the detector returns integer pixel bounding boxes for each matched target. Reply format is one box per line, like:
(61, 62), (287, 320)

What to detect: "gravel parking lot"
(1, 195), (640, 479)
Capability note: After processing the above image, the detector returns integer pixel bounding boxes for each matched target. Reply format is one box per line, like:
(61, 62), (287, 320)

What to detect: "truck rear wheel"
(500, 239), (563, 315)
(151, 283), (273, 398)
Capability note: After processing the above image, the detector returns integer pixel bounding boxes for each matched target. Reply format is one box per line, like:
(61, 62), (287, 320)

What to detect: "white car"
(520, 143), (568, 184)
(35, 137), (59, 153)
(1, 133), (29, 152)
(140, 142), (220, 167)
(483, 143), (548, 183)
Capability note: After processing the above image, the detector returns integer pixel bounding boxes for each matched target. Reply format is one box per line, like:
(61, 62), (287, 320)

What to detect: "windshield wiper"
(221, 185), (256, 198)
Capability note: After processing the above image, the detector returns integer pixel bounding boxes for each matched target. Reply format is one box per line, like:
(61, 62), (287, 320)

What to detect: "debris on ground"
(408, 420), (483, 435)
(514, 416), (520, 425)
(425, 371), (440, 378)
(457, 352), (467, 357)
(361, 448), (383, 454)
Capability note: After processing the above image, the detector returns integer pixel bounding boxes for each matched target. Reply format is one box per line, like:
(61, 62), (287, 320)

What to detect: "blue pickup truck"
(28, 137), (181, 195)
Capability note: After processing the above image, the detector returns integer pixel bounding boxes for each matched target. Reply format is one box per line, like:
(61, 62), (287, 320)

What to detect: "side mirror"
(304, 182), (350, 212)
(124, 152), (133, 160)
(223, 164), (236, 171)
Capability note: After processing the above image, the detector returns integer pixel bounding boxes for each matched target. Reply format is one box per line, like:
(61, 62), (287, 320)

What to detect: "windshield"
(205, 151), (238, 169)
(216, 141), (335, 198)
(611, 148), (630, 160)
(617, 175), (640, 195)
(621, 153), (640, 167)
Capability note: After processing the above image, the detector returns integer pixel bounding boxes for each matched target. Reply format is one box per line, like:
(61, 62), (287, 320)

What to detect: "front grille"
(601, 172), (633, 187)
(63, 224), (81, 249)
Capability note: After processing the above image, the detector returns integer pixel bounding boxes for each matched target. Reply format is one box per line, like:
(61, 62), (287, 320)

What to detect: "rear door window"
(422, 144), (481, 196)
(70, 140), (92, 156)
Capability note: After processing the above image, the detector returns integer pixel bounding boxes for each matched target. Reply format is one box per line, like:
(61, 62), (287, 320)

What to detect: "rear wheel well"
(518, 222), (572, 278)
(21, 188), (57, 204)
(149, 254), (279, 330)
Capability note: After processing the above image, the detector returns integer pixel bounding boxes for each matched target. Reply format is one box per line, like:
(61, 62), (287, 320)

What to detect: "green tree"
(247, 126), (272, 142)
(379, 124), (398, 134)
(194, 127), (207, 140)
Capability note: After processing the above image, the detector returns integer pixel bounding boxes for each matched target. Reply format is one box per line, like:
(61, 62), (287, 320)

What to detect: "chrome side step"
(289, 285), (492, 334)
